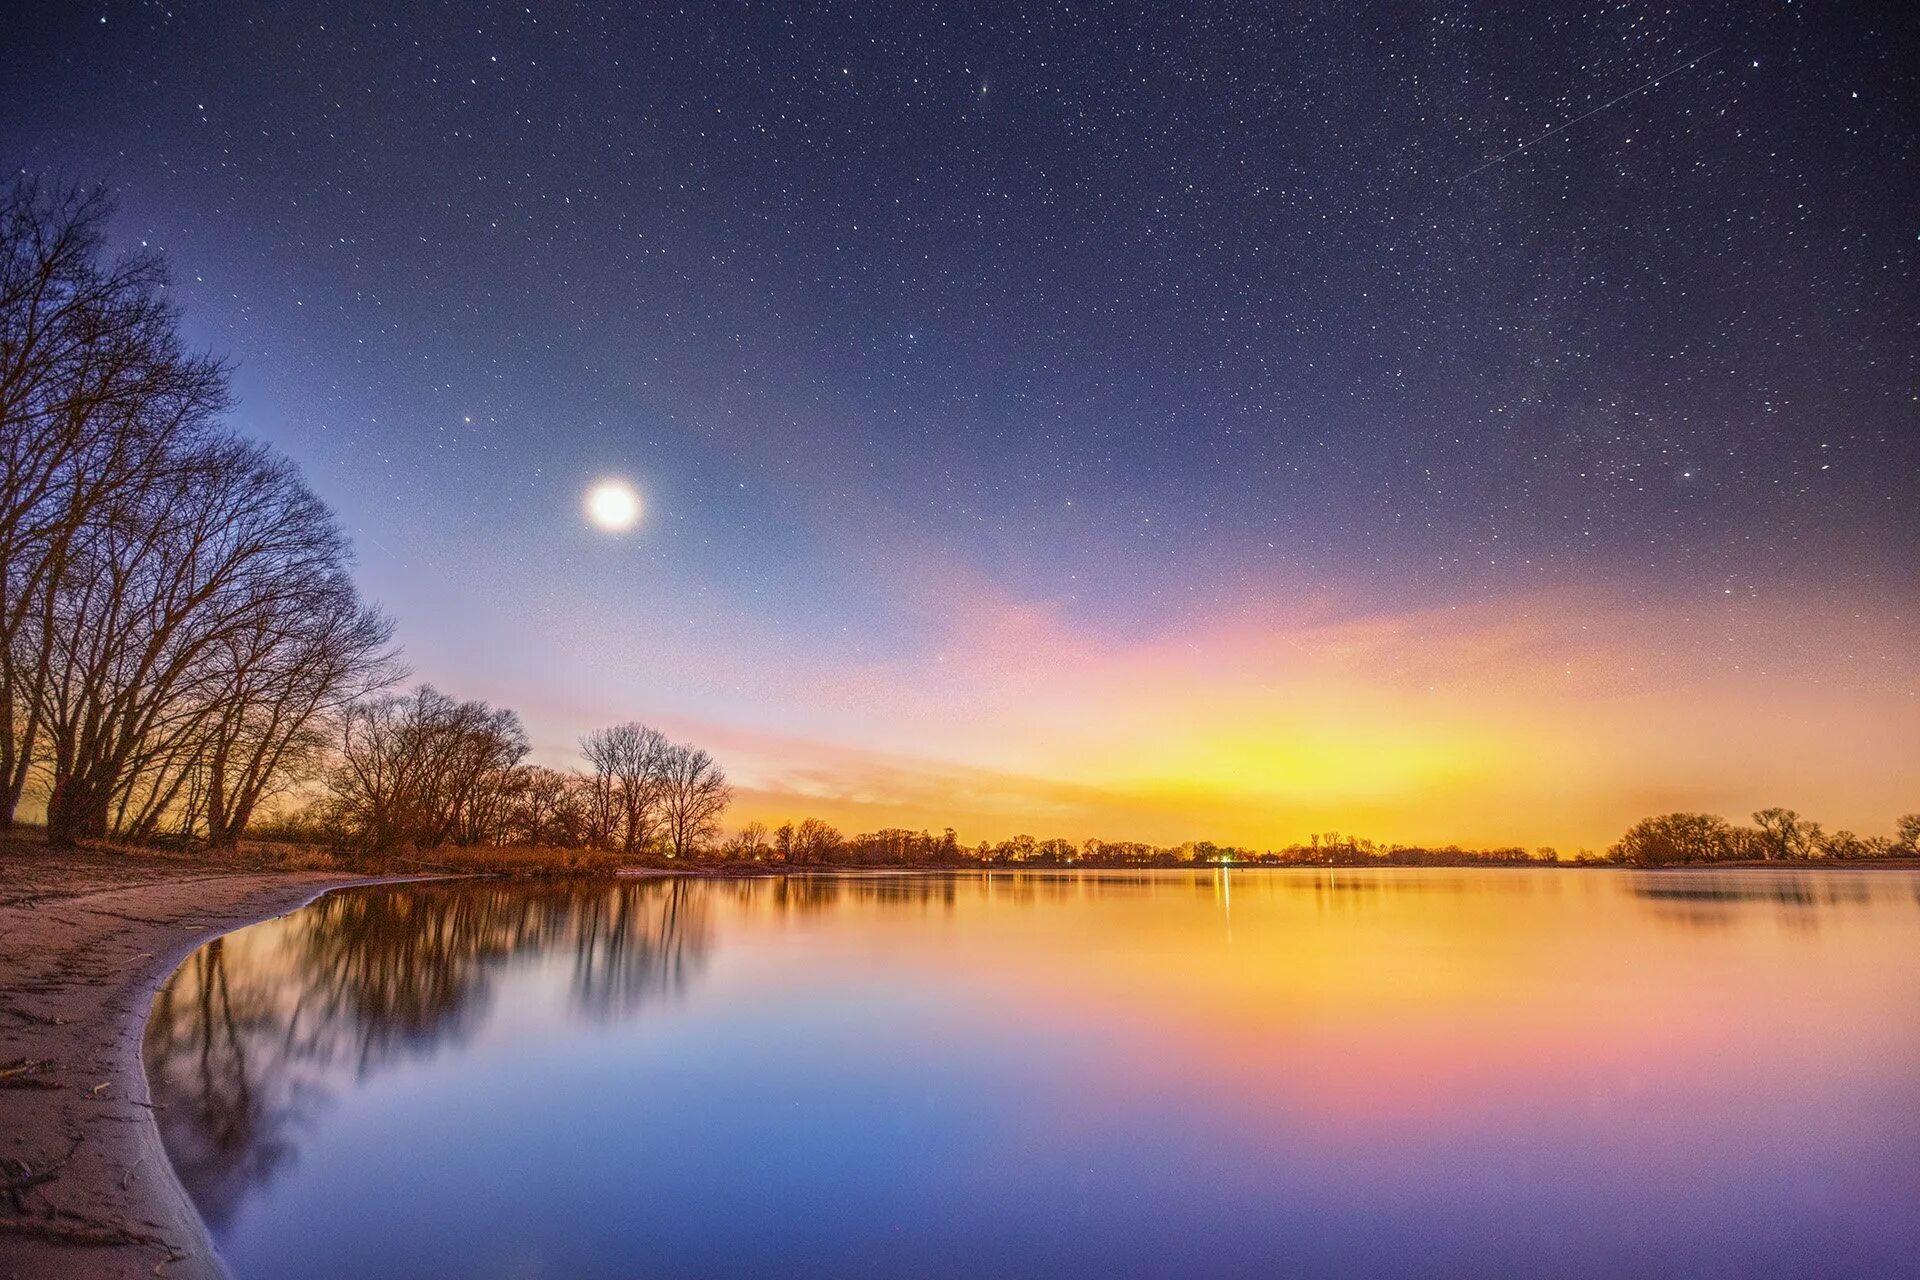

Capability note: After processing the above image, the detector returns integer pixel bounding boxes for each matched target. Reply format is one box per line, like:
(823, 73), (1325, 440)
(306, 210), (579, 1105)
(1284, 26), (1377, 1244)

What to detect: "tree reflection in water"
(140, 868), (1920, 1277)
(150, 869), (1910, 1234)
(1625, 869), (1889, 932)
(144, 877), (712, 1227)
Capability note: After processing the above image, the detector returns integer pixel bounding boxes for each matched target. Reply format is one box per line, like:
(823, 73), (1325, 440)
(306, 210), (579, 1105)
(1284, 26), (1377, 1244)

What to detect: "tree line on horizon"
(1606, 808), (1920, 867)
(678, 813), (1916, 868)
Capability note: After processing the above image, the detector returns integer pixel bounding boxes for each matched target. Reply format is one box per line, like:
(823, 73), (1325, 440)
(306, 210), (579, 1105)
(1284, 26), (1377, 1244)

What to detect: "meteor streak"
(1455, 46), (1721, 181)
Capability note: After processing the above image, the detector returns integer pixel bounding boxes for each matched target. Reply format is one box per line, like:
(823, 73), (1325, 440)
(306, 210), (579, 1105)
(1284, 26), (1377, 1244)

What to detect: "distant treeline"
(706, 825), (1563, 867)
(1605, 809), (1920, 867)
(255, 808), (1920, 868)
(687, 814), (1918, 868)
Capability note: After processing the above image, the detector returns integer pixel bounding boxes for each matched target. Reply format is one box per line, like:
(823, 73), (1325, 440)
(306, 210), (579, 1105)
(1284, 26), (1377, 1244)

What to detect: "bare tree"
(325, 686), (527, 851)
(578, 759), (620, 849)
(792, 817), (843, 866)
(514, 766), (584, 846)
(2, 177), (398, 847)
(90, 574), (398, 845)
(727, 820), (770, 860)
(579, 722), (669, 854)
(0, 179), (229, 830)
(1607, 812), (1735, 866)
(659, 742), (731, 858)
(38, 437), (373, 844)
(1752, 808), (1822, 861)
(197, 592), (398, 845)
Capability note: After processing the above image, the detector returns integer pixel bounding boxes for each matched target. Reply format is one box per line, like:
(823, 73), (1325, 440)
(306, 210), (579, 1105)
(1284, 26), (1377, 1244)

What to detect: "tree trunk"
(0, 694), (41, 831)
(45, 772), (113, 846)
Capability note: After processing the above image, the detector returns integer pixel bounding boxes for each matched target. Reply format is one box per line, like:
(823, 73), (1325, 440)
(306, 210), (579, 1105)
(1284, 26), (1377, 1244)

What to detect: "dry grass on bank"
(0, 825), (632, 889)
(351, 843), (630, 875)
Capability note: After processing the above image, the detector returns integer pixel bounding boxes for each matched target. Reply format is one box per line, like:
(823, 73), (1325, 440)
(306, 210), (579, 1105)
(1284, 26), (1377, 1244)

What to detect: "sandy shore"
(0, 851), (407, 1280)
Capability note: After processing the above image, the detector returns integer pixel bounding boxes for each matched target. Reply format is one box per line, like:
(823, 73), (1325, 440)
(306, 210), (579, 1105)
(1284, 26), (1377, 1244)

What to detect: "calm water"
(145, 870), (1920, 1279)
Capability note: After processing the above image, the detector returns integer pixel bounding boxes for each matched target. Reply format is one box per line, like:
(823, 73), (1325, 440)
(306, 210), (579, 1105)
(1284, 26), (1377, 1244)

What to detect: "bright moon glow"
(585, 480), (642, 532)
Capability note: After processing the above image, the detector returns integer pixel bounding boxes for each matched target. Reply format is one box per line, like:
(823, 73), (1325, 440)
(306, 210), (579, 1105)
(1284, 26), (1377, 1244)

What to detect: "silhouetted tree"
(657, 741), (730, 857)
(1608, 813), (1735, 865)
(513, 766), (584, 846)
(40, 436), (375, 844)
(1599, 809), (1915, 866)
(1, 179), (229, 834)
(792, 817), (842, 865)
(1752, 808), (1822, 861)
(726, 820), (770, 859)
(323, 685), (527, 851)
(192, 582), (396, 845)
(2, 177), (396, 845)
(580, 722), (669, 853)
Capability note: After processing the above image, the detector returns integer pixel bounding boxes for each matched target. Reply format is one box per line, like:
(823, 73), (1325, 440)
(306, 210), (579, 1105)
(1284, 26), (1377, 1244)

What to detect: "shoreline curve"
(0, 870), (443, 1280)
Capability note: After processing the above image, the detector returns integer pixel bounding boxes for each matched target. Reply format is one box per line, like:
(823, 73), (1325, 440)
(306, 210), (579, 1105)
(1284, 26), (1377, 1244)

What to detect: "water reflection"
(1626, 869), (1896, 932)
(735, 870), (963, 916)
(145, 878), (711, 1226)
(145, 870), (1920, 1279)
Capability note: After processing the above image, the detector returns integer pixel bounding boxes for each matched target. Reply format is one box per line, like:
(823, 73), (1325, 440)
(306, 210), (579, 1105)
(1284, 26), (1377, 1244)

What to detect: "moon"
(585, 479), (642, 532)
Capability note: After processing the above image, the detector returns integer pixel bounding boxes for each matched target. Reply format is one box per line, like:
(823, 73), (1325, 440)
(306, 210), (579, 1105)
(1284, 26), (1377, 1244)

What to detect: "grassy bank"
(0, 826), (627, 888)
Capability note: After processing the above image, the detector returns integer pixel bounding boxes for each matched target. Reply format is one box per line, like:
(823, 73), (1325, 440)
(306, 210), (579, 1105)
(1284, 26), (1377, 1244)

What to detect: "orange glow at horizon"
(519, 577), (1917, 853)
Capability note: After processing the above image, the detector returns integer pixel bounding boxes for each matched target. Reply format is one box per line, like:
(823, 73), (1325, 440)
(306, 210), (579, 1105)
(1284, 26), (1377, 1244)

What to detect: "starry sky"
(7, 1), (1916, 850)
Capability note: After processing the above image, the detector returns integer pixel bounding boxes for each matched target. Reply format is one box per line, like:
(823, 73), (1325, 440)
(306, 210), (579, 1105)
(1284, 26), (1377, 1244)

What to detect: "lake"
(144, 869), (1920, 1278)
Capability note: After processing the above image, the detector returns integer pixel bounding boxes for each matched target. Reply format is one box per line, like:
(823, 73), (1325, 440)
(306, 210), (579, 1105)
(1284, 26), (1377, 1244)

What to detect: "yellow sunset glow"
(591, 580), (1917, 853)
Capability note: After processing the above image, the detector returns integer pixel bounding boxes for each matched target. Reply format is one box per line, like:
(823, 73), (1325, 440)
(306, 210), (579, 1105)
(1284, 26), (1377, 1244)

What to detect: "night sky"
(7, 1), (1916, 849)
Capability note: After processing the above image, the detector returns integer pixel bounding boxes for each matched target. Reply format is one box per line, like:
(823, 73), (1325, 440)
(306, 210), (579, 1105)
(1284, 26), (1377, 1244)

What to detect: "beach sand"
(0, 845), (387, 1280)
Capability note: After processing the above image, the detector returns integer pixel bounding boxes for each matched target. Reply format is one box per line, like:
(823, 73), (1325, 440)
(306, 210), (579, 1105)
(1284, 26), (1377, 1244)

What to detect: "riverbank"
(0, 841), (430, 1279)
